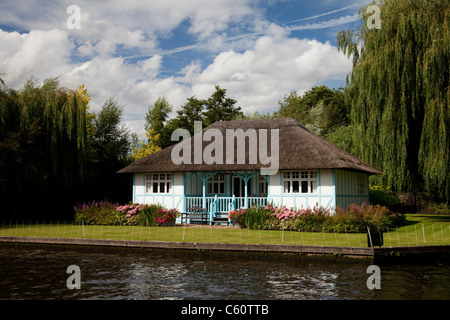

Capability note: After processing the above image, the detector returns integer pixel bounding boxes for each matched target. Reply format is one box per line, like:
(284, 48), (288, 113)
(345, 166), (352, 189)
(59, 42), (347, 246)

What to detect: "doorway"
(232, 176), (252, 197)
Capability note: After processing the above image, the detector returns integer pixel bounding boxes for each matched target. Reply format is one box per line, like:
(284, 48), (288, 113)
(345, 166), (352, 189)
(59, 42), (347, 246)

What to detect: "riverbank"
(1, 236), (449, 264)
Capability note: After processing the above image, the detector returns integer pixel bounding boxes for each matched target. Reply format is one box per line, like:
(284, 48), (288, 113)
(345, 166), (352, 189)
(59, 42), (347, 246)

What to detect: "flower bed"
(228, 203), (405, 233)
(74, 201), (179, 226)
(74, 201), (121, 225)
(154, 208), (180, 226)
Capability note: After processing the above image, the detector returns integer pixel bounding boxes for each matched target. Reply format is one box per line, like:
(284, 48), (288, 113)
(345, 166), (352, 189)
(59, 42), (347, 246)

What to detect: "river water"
(0, 245), (449, 300)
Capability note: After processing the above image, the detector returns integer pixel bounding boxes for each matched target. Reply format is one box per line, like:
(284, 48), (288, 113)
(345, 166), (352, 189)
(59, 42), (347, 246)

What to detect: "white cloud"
(0, 0), (358, 140)
(0, 28), (74, 88)
(189, 36), (352, 114)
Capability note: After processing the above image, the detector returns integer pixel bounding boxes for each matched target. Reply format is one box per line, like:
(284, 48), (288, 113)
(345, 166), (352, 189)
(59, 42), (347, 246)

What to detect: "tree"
(276, 86), (349, 137)
(128, 129), (162, 161)
(84, 99), (131, 202)
(145, 96), (172, 147)
(337, 0), (450, 201)
(76, 84), (95, 137)
(203, 85), (242, 126)
(91, 99), (130, 163)
(159, 85), (243, 149)
(0, 78), (89, 219)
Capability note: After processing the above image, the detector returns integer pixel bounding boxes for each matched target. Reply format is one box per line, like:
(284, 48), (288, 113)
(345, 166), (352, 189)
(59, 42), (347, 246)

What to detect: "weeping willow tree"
(0, 78), (89, 218)
(337, 0), (450, 202)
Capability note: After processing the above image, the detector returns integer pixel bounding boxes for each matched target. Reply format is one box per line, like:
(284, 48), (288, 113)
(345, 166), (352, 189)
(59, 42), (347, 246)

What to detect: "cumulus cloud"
(0, 28), (74, 88)
(189, 36), (352, 114)
(0, 0), (358, 139)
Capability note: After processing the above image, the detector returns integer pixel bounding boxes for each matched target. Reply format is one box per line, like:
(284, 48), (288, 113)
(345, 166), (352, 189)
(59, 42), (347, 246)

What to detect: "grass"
(1, 214), (450, 247)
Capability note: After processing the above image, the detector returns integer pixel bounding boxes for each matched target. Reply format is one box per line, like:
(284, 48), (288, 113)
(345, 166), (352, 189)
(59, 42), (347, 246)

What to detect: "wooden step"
(212, 216), (229, 225)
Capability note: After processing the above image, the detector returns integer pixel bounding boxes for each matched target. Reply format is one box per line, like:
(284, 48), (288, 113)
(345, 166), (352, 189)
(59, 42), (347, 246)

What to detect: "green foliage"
(74, 202), (179, 226)
(369, 185), (401, 209)
(153, 208), (181, 226)
(0, 78), (89, 219)
(139, 203), (164, 226)
(228, 208), (246, 225)
(203, 85), (242, 127)
(325, 125), (355, 154)
(90, 99), (130, 164)
(337, 0), (450, 201)
(243, 206), (269, 230)
(275, 86), (349, 137)
(158, 85), (243, 149)
(230, 203), (405, 233)
(144, 97), (173, 150)
(74, 201), (121, 225)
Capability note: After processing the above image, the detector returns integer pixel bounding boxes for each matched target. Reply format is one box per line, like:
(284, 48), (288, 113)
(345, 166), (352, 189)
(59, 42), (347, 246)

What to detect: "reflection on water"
(0, 246), (449, 300)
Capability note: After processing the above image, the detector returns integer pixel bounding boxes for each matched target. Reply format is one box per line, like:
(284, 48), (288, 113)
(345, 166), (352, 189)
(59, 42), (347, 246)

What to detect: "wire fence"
(0, 220), (450, 248)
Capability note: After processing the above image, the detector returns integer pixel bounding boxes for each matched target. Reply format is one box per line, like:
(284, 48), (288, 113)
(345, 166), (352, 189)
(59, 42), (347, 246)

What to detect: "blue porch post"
(243, 175), (251, 208)
(202, 175), (206, 209)
(182, 172), (187, 213)
(199, 173), (213, 209)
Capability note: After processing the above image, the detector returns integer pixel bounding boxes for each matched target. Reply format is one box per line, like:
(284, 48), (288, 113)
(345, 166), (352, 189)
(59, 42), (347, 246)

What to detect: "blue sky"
(0, 0), (370, 138)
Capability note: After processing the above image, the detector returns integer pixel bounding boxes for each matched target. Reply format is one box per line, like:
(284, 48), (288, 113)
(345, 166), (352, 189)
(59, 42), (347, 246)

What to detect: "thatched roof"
(118, 117), (381, 175)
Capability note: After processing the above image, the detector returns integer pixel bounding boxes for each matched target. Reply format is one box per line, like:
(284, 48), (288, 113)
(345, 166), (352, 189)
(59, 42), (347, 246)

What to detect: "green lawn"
(1, 214), (449, 247)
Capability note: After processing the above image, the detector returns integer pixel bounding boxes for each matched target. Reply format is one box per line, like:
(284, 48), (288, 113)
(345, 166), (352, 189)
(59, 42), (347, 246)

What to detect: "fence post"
(422, 224), (426, 244)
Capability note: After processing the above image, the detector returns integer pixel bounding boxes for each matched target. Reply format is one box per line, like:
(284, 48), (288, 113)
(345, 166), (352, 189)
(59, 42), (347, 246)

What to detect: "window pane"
(293, 181), (299, 193)
(301, 181), (308, 193)
(167, 182), (172, 193)
(301, 171), (308, 179)
(167, 174), (172, 180)
(153, 174), (158, 180)
(214, 183), (218, 194)
(283, 172), (290, 179)
(160, 182), (165, 193)
(310, 171), (317, 179)
(220, 183), (224, 194)
(292, 171), (299, 179)
(311, 181), (317, 194)
(153, 182), (158, 193)
(284, 181), (290, 193)
(207, 183), (213, 194)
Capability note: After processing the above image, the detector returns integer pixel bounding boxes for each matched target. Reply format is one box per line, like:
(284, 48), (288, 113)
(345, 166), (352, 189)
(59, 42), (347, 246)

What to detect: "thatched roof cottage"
(118, 117), (381, 225)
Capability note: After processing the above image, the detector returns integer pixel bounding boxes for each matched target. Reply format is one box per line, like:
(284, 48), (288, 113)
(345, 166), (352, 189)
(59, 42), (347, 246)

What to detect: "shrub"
(75, 202), (179, 226)
(228, 208), (246, 225)
(229, 203), (405, 233)
(116, 203), (147, 225)
(369, 185), (401, 209)
(243, 206), (269, 230)
(139, 204), (164, 226)
(153, 208), (180, 226)
(74, 201), (121, 225)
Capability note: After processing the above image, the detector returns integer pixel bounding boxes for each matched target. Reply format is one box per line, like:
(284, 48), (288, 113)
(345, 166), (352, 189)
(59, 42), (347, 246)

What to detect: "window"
(283, 171), (318, 194)
(207, 174), (225, 194)
(357, 174), (367, 195)
(146, 173), (172, 194)
(258, 175), (268, 196)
